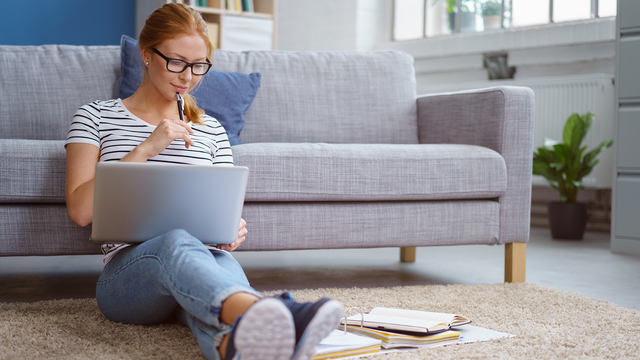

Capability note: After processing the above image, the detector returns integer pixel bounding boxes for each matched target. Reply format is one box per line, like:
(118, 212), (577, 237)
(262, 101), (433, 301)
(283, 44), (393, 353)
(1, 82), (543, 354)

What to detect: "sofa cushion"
(233, 143), (507, 202)
(1, 141), (506, 204)
(209, 51), (419, 144)
(0, 45), (120, 140)
(0, 139), (66, 203)
(118, 35), (261, 146)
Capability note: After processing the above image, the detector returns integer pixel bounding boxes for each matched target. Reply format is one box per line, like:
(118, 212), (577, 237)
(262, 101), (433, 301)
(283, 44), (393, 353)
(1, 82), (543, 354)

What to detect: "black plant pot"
(547, 202), (588, 240)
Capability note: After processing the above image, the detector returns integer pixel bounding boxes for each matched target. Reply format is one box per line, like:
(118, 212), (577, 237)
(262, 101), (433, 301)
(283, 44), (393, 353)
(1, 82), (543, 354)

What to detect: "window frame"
(392, 0), (612, 41)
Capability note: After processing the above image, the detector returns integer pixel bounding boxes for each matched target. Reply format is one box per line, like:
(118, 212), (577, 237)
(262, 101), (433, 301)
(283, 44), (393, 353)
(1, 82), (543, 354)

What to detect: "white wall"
(277, 0), (391, 51)
(277, 0), (358, 51)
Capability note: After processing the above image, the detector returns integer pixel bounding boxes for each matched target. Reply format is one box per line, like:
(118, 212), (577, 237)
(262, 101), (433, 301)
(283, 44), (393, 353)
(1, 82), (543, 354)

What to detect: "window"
(394, 0), (426, 41)
(393, 0), (618, 41)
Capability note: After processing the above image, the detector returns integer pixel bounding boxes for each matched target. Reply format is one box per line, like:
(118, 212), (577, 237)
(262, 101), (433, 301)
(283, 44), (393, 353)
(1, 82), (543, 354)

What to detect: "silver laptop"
(90, 162), (248, 245)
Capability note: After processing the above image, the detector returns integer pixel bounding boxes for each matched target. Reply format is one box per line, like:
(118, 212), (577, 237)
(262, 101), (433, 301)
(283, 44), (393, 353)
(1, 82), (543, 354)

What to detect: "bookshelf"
(167, 0), (277, 51)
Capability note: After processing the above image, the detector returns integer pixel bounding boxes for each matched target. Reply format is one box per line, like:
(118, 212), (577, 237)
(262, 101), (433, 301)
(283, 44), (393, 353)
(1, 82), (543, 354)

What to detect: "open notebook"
(341, 307), (471, 334)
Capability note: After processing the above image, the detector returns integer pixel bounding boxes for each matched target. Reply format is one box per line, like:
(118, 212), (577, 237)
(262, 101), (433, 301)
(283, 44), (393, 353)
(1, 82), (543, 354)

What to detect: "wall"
(0, 0), (135, 46)
(277, 0), (390, 51)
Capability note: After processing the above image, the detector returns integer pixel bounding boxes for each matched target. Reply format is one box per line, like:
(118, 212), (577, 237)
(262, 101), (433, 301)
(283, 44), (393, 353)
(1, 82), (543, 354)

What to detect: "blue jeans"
(96, 229), (260, 360)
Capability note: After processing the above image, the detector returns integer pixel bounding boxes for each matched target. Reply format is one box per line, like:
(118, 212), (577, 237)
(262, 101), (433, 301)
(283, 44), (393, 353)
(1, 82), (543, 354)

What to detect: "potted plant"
(532, 111), (613, 240)
(482, 1), (502, 30)
(436, 0), (476, 32)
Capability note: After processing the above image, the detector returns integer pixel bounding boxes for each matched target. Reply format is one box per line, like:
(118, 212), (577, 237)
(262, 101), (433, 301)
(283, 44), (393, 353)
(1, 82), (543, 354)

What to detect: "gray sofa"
(0, 45), (534, 282)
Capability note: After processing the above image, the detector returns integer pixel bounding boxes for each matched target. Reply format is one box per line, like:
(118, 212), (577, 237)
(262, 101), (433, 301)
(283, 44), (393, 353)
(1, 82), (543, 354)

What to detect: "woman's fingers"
(175, 120), (195, 148)
(217, 219), (247, 252)
(137, 119), (196, 158)
(160, 119), (194, 148)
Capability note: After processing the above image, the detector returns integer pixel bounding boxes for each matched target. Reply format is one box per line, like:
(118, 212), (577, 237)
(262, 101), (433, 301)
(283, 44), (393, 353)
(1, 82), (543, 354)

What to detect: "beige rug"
(1, 283), (639, 359)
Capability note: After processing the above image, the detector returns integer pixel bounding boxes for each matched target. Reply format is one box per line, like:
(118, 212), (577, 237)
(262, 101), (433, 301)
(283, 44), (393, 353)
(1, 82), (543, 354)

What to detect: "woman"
(65, 4), (342, 360)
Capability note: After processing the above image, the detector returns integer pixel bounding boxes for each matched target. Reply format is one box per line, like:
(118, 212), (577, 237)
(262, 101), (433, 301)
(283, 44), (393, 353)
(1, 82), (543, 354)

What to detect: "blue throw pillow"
(117, 35), (260, 145)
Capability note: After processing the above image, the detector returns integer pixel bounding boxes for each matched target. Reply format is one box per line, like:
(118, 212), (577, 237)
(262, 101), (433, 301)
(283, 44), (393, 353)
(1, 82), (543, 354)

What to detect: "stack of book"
(225, 0), (254, 12)
(312, 307), (516, 359)
(339, 307), (472, 350)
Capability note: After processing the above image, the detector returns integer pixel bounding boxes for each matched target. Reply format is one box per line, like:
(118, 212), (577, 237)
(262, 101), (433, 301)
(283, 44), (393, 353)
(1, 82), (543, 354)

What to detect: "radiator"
(422, 74), (616, 188)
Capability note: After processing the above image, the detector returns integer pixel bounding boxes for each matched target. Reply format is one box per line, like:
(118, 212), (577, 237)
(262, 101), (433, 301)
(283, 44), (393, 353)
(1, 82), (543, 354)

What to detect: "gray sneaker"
(224, 297), (296, 360)
(273, 292), (343, 360)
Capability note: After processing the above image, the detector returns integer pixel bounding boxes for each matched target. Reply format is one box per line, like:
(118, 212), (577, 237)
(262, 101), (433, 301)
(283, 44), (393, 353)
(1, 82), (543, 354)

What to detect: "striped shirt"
(66, 99), (234, 265)
(66, 99), (233, 165)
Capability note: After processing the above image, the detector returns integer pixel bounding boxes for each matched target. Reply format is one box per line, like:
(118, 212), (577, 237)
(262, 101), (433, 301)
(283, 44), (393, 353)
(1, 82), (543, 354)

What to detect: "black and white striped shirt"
(66, 99), (234, 265)
(66, 99), (233, 165)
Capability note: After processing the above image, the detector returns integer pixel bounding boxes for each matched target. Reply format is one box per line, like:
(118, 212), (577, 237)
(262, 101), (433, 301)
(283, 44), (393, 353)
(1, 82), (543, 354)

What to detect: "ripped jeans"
(96, 229), (260, 360)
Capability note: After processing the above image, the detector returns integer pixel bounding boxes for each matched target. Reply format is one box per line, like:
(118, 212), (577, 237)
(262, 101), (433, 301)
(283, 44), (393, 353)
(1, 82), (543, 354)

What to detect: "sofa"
(0, 44), (534, 283)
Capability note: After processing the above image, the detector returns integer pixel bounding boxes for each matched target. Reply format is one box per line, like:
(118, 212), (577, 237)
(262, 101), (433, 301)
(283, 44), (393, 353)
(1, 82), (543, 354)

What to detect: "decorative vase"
(483, 15), (501, 30)
(448, 11), (477, 32)
(547, 202), (588, 240)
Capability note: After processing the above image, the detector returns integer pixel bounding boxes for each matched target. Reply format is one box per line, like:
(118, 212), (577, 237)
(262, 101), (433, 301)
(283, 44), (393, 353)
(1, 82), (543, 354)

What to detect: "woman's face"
(144, 34), (208, 102)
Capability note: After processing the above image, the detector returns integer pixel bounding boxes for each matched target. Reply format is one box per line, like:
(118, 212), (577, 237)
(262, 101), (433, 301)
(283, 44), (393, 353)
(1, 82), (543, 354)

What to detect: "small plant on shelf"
(481, 1), (501, 16)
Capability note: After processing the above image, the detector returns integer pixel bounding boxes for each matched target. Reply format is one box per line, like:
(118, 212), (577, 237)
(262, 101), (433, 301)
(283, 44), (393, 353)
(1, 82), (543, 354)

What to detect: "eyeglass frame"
(151, 48), (212, 76)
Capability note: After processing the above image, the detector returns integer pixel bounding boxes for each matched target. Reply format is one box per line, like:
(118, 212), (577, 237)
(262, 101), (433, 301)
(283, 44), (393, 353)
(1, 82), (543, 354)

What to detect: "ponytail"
(183, 93), (204, 125)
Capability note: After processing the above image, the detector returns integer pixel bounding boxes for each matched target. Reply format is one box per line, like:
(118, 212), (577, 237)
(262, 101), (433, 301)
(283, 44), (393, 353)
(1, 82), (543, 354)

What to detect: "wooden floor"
(1, 228), (639, 310)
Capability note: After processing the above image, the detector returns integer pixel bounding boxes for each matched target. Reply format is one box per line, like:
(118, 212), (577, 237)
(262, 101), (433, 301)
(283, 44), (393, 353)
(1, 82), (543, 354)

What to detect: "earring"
(146, 62), (149, 65)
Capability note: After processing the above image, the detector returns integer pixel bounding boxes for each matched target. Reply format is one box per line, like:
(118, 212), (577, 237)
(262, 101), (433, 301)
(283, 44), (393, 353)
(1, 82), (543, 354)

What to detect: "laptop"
(90, 162), (249, 245)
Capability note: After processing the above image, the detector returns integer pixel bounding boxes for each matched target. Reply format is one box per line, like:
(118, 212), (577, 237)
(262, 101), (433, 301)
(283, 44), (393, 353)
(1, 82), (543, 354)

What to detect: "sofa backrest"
(0, 45), (418, 144)
(0, 45), (121, 140)
(211, 51), (419, 144)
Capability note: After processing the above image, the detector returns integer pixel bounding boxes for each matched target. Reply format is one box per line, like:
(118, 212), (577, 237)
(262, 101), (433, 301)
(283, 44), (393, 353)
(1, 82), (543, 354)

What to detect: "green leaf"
(575, 139), (613, 181)
(562, 113), (581, 150)
(576, 159), (600, 181)
(552, 144), (571, 168)
(533, 161), (562, 182)
(566, 146), (587, 183)
(562, 112), (593, 153)
(534, 147), (559, 164)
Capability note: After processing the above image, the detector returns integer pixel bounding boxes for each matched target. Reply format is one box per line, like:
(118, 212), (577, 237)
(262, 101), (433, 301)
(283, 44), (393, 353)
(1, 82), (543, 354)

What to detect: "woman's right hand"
(125, 119), (195, 162)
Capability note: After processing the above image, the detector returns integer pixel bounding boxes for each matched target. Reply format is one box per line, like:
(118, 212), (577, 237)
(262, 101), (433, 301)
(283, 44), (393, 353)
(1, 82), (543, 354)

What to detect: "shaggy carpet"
(1, 283), (639, 359)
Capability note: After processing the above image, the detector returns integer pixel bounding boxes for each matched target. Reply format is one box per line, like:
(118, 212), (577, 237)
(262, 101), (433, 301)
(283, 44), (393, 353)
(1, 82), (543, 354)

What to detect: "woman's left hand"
(217, 218), (247, 252)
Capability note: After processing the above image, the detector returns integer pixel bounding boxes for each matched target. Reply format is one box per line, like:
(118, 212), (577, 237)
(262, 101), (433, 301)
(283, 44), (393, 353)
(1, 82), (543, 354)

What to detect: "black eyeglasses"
(151, 48), (212, 76)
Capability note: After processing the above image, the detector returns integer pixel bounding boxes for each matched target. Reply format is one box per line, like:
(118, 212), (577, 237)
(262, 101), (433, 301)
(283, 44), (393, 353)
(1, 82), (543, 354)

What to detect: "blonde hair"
(138, 3), (214, 125)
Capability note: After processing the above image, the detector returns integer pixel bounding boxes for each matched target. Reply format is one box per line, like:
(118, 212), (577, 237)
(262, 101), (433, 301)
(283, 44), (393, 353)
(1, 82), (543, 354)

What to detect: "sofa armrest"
(417, 86), (535, 244)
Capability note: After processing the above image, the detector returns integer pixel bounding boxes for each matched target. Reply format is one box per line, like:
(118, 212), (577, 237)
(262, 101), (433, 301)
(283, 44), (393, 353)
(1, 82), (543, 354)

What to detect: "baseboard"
(611, 237), (640, 256)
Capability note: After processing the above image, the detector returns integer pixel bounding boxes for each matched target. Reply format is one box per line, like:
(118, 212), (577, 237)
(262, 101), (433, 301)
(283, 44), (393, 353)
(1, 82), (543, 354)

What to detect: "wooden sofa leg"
(504, 242), (526, 283)
(400, 247), (416, 262)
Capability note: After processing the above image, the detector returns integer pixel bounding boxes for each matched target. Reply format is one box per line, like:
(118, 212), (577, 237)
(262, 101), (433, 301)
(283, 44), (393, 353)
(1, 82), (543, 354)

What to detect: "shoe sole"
(234, 298), (295, 360)
(291, 299), (343, 360)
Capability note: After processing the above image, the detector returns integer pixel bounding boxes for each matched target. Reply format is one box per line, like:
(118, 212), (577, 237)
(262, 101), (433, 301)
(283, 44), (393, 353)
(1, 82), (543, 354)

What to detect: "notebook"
(90, 162), (249, 245)
(341, 307), (471, 334)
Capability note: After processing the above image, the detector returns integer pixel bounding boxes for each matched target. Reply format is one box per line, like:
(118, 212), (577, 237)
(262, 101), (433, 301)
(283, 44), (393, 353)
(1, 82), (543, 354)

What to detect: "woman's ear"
(140, 48), (151, 67)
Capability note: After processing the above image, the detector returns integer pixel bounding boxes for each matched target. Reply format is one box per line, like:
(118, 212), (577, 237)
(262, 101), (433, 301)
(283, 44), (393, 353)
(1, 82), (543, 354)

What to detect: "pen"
(176, 93), (184, 122)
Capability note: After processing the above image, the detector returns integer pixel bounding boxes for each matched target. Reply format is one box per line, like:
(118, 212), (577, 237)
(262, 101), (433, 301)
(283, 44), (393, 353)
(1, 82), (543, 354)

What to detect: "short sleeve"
(196, 116), (234, 166)
(65, 102), (101, 148)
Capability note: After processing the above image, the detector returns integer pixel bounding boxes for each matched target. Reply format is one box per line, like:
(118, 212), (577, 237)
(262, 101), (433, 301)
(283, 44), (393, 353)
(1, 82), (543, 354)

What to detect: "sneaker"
(273, 292), (343, 360)
(224, 297), (296, 360)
